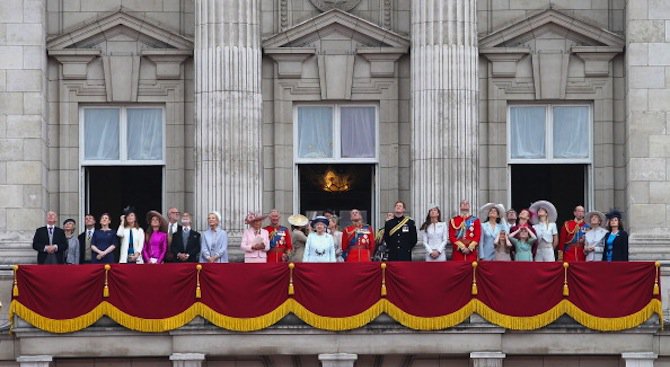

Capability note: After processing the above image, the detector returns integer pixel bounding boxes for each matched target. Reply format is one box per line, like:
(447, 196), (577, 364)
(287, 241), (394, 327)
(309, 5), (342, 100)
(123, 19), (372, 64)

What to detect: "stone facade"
(1, 0), (670, 363)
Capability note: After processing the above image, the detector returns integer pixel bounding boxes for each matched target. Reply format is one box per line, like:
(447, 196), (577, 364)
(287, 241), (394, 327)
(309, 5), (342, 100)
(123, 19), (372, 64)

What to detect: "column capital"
(621, 352), (657, 367)
(17, 355), (53, 367)
(470, 352), (506, 359)
(170, 353), (206, 367)
(470, 352), (505, 367)
(318, 353), (358, 367)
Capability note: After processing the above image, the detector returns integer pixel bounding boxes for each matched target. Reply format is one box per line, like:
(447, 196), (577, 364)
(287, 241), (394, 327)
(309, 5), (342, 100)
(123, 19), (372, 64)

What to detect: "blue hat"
(311, 215), (329, 229)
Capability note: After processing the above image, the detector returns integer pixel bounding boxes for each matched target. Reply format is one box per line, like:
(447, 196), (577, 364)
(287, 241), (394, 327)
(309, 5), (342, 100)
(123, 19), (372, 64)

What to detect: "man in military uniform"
(341, 209), (375, 262)
(383, 201), (417, 261)
(559, 205), (588, 262)
(264, 209), (292, 263)
(449, 199), (481, 262)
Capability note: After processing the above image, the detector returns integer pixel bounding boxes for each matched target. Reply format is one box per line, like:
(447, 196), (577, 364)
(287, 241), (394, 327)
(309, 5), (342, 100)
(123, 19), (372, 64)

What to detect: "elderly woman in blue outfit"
(478, 203), (508, 261)
(603, 209), (628, 262)
(303, 216), (336, 263)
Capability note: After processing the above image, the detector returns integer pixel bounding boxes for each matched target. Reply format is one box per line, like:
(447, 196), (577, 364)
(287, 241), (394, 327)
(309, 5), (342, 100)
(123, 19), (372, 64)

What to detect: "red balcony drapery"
(9, 262), (662, 334)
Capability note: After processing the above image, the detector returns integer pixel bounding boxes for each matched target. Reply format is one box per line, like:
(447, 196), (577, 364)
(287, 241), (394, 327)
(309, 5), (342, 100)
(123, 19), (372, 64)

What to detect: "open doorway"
(298, 164), (375, 227)
(511, 164), (587, 225)
(85, 166), (163, 230)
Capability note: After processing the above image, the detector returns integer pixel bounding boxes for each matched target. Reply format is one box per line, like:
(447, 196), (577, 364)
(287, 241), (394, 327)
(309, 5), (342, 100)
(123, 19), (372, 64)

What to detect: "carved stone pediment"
(479, 8), (624, 99)
(263, 9), (408, 99)
(47, 8), (193, 101)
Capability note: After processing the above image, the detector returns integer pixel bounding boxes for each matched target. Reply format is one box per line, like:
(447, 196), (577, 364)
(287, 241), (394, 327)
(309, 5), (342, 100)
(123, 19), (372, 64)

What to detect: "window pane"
(127, 108), (163, 160)
(553, 106), (589, 159)
(341, 107), (375, 158)
(84, 108), (119, 160)
(298, 107), (333, 158)
(510, 106), (546, 159)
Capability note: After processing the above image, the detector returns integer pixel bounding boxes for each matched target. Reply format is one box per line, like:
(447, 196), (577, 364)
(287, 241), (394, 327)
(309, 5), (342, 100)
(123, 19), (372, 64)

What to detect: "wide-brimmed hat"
(529, 200), (558, 224)
(288, 214), (309, 227)
(245, 211), (268, 224)
(146, 210), (168, 230)
(479, 203), (506, 222)
(585, 210), (606, 225)
(311, 215), (329, 229)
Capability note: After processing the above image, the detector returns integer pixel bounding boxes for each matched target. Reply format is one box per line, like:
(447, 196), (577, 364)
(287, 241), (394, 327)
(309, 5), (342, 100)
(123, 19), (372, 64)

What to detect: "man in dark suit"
(170, 212), (201, 263)
(77, 213), (96, 264)
(32, 211), (69, 264)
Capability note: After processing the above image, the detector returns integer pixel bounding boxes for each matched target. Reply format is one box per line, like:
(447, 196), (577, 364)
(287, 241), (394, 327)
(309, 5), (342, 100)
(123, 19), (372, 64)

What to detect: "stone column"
(318, 353), (358, 367)
(470, 352), (505, 367)
(0, 0), (49, 262)
(625, 0), (670, 260)
(194, 0), (262, 242)
(621, 352), (657, 367)
(410, 0), (479, 216)
(17, 355), (52, 367)
(170, 353), (205, 367)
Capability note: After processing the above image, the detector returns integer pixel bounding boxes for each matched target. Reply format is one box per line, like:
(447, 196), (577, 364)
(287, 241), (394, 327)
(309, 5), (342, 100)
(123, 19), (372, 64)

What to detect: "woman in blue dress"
(478, 203), (508, 261)
(91, 213), (118, 263)
(602, 209), (628, 262)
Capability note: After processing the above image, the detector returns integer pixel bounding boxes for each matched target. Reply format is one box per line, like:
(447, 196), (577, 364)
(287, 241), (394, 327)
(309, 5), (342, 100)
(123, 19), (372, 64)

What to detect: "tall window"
(508, 105), (591, 163)
(295, 105), (378, 162)
(81, 106), (165, 164)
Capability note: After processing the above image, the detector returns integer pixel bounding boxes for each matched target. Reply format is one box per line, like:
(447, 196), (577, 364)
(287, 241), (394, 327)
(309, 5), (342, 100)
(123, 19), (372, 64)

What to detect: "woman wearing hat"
(240, 212), (270, 263)
(200, 211), (228, 263)
(529, 200), (559, 262)
(420, 205), (448, 261)
(478, 203), (508, 261)
(288, 214), (309, 262)
(303, 216), (336, 262)
(117, 207), (144, 264)
(602, 210), (628, 262)
(143, 210), (168, 264)
(584, 211), (607, 262)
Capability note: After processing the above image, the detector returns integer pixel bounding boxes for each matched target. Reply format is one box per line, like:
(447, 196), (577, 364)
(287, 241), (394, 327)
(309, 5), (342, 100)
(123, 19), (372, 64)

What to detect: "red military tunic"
(559, 220), (587, 262)
(342, 224), (375, 262)
(449, 215), (481, 262)
(263, 225), (292, 263)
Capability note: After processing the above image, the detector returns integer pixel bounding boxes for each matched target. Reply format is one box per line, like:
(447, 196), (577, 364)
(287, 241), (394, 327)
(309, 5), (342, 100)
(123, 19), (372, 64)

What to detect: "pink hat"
(245, 211), (268, 224)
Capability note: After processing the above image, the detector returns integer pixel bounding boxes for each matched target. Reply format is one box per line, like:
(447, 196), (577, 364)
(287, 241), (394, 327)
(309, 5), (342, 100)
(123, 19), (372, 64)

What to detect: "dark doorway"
(511, 164), (587, 225)
(299, 164), (374, 227)
(85, 166), (163, 230)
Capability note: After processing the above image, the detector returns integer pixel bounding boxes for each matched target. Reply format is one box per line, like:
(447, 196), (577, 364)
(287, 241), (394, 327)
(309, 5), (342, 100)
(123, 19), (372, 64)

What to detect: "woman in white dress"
(303, 216), (336, 263)
(584, 211), (607, 261)
(530, 200), (558, 262)
(420, 205), (448, 261)
(117, 208), (144, 264)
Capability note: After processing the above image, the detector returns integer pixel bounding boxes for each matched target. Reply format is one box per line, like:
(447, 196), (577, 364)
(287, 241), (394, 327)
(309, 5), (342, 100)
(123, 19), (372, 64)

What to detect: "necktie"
(87, 230), (92, 241)
(48, 226), (53, 244)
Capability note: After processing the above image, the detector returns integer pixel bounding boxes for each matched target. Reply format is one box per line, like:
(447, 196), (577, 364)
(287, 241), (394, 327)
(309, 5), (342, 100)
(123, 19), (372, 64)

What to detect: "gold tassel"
(103, 264), (111, 298)
(288, 263), (295, 296)
(471, 261), (478, 296)
(381, 263), (387, 297)
(654, 261), (661, 296)
(196, 264), (202, 299)
(563, 262), (569, 297)
(12, 265), (19, 297)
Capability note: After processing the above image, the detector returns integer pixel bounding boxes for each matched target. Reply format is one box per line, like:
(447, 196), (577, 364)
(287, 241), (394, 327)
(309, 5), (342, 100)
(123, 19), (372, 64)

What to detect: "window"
(81, 106), (164, 164)
(508, 105), (591, 163)
(295, 105), (378, 162)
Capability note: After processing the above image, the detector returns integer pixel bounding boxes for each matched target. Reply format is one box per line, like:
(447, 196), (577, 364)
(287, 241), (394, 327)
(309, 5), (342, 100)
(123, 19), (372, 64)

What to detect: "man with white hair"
(264, 209), (292, 263)
(32, 211), (69, 264)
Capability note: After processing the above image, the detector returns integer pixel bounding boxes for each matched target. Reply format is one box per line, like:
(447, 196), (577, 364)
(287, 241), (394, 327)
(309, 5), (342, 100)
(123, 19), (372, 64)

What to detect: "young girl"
(493, 230), (512, 261)
(509, 226), (536, 261)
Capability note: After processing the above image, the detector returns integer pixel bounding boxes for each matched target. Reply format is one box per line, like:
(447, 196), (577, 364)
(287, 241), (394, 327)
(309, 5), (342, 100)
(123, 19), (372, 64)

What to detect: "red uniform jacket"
(449, 215), (481, 262)
(559, 220), (587, 262)
(264, 225), (293, 263)
(342, 224), (375, 262)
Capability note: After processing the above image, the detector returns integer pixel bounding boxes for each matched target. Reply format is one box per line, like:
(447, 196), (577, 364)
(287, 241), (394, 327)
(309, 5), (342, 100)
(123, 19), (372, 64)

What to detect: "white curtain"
(553, 106), (589, 159)
(84, 108), (119, 160)
(510, 106), (546, 159)
(298, 107), (333, 158)
(341, 107), (375, 158)
(127, 108), (163, 160)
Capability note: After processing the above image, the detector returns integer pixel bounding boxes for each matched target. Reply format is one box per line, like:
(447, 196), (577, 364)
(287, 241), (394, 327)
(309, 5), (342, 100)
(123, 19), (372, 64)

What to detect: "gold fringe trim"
(105, 303), (199, 333)
(564, 299), (663, 332)
(290, 299), (385, 331)
(9, 300), (106, 334)
(200, 301), (290, 332)
(384, 300), (475, 330)
(474, 299), (566, 330)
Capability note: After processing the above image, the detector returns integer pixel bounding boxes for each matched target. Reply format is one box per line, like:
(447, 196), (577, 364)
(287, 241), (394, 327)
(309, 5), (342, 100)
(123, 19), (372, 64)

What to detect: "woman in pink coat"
(142, 210), (168, 264)
(240, 211), (270, 263)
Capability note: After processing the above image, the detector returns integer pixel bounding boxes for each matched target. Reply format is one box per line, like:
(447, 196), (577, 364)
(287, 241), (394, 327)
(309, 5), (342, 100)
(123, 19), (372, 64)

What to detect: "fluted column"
(194, 0), (262, 238)
(410, 0), (479, 216)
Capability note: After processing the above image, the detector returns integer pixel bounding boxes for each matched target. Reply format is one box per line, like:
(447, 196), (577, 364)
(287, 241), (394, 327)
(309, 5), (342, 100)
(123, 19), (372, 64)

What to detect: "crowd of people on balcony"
(34, 199), (629, 265)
